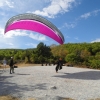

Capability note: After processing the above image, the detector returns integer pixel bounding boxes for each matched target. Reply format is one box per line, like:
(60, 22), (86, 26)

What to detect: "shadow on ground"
(0, 74), (47, 98)
(36, 96), (75, 100)
(53, 71), (100, 80)
(16, 73), (30, 75)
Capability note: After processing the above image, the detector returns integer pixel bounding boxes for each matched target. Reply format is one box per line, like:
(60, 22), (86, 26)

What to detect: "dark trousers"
(55, 65), (62, 72)
(10, 66), (14, 73)
(59, 65), (62, 69)
(55, 65), (59, 72)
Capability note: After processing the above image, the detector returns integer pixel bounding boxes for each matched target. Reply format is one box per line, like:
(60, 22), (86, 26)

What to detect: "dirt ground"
(0, 64), (74, 100)
(0, 95), (37, 100)
(0, 96), (100, 100)
(0, 96), (75, 100)
(0, 63), (41, 69)
(0, 64), (100, 100)
(0, 96), (19, 100)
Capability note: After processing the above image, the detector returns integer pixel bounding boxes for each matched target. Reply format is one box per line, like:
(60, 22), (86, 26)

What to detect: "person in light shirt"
(2, 58), (7, 71)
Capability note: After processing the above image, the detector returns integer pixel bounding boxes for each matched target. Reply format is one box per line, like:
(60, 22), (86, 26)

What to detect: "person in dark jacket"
(9, 57), (14, 74)
(55, 58), (63, 73)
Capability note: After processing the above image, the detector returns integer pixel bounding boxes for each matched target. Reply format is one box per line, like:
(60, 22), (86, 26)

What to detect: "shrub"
(89, 59), (100, 69)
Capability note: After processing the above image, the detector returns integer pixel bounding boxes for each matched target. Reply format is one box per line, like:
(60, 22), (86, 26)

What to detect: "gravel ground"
(0, 66), (100, 100)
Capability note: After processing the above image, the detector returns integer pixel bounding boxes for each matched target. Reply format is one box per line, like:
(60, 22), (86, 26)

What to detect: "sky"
(0, 0), (100, 49)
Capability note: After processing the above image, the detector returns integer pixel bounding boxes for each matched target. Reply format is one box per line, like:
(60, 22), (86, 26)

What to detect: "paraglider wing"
(4, 13), (64, 44)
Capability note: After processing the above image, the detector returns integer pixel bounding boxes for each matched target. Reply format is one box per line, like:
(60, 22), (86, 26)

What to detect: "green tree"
(35, 42), (52, 63)
(65, 53), (79, 65)
(25, 56), (29, 63)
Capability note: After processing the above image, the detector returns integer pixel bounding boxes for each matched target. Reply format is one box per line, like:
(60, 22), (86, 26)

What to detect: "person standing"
(55, 58), (63, 73)
(9, 57), (14, 74)
(2, 58), (7, 71)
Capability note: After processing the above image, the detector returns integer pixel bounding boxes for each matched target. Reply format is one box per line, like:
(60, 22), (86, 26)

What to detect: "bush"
(89, 59), (100, 69)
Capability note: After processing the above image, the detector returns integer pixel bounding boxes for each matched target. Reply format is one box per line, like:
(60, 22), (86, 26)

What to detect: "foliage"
(89, 59), (100, 69)
(1, 42), (100, 69)
(51, 42), (100, 69)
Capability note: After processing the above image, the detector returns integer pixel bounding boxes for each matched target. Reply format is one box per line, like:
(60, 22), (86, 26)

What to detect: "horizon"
(0, 42), (100, 50)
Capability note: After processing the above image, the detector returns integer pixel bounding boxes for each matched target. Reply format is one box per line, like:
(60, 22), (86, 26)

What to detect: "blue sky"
(0, 0), (100, 49)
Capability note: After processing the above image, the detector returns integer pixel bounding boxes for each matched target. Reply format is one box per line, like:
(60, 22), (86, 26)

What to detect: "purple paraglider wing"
(4, 13), (64, 44)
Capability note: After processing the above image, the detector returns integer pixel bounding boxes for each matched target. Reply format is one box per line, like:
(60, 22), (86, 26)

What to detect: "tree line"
(51, 42), (100, 69)
(0, 42), (52, 65)
(0, 42), (100, 69)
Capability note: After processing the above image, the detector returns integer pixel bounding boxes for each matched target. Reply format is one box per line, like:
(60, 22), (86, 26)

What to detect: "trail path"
(0, 66), (100, 100)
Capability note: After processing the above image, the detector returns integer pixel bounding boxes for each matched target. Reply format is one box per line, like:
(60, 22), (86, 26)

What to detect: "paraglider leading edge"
(4, 13), (65, 44)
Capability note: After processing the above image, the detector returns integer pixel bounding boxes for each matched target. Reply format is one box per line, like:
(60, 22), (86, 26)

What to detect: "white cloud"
(65, 22), (76, 29)
(0, 0), (49, 15)
(63, 9), (100, 29)
(0, 27), (47, 48)
(6, 42), (14, 46)
(0, 0), (76, 18)
(0, 0), (14, 8)
(81, 12), (91, 19)
(32, 0), (75, 18)
(0, 27), (4, 35)
(4, 30), (28, 38)
(92, 9), (100, 16)
(25, 43), (37, 48)
(0, 0), (4, 7)
(4, 29), (46, 41)
(5, 0), (14, 8)
(91, 38), (100, 43)
(80, 9), (100, 19)
(0, 27), (18, 48)
(29, 33), (46, 41)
